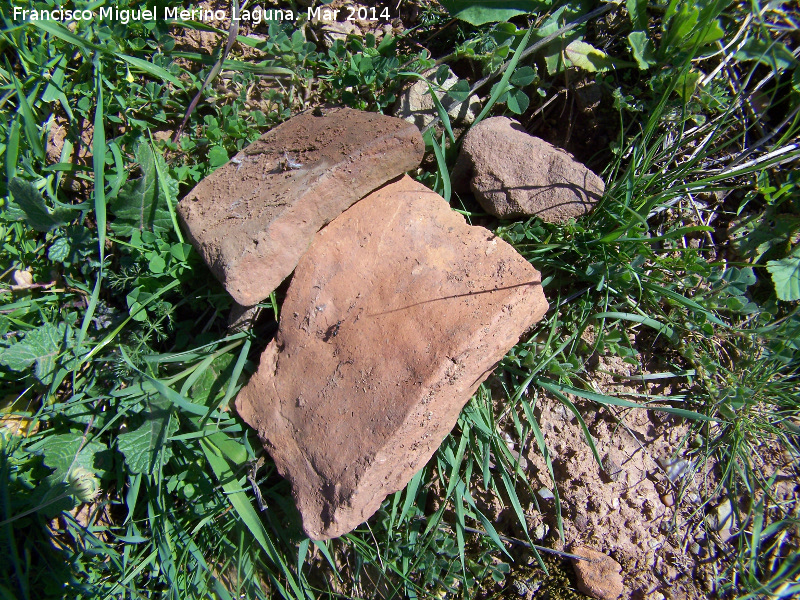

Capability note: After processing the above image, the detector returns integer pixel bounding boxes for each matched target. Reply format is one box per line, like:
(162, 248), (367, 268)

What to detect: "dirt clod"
(571, 545), (624, 600)
(602, 453), (623, 482)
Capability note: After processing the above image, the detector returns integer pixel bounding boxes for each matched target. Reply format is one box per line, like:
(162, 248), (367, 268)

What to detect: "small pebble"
(511, 579), (528, 596)
(705, 541), (717, 559)
(554, 404), (570, 422)
(704, 573), (715, 592)
(538, 487), (554, 501)
(527, 579), (543, 596)
(571, 546), (624, 600)
(658, 456), (692, 483)
(13, 269), (33, 287)
(660, 493), (674, 507)
(690, 542), (701, 555)
(714, 499), (733, 531)
(602, 454), (623, 482)
(575, 514), (589, 532)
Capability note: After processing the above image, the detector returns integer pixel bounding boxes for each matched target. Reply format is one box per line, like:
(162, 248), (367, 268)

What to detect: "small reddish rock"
(236, 176), (548, 539)
(453, 116), (604, 223)
(177, 108), (424, 306)
(571, 546), (624, 600)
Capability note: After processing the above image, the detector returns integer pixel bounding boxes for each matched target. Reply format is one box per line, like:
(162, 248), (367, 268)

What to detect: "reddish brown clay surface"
(235, 176), (548, 539)
(571, 545), (625, 600)
(452, 116), (604, 223)
(177, 108), (424, 305)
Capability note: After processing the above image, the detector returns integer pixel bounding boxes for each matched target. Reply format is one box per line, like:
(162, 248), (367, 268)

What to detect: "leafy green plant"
(5, 179), (80, 233)
(490, 65), (539, 114)
(626, 0), (727, 71)
(440, 0), (548, 26)
(767, 248), (800, 301)
(319, 33), (406, 111)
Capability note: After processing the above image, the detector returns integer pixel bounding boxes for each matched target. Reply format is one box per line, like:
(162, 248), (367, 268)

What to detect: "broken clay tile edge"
(226, 130), (423, 305)
(180, 123), (424, 306)
(309, 284), (548, 539)
(236, 178), (548, 539)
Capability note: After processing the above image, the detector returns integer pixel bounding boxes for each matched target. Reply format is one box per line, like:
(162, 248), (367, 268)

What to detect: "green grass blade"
(178, 353), (219, 396)
(117, 55), (184, 88)
(79, 278), (181, 365)
(430, 133), (451, 203)
(124, 472), (142, 524)
(107, 141), (126, 199)
(499, 468), (530, 542)
(594, 225), (714, 245)
(116, 346), (219, 418)
(427, 82), (455, 145)
(454, 480), (466, 577)
(297, 538), (313, 598)
(297, 538), (309, 577)
(312, 540), (341, 581)
(748, 498), (764, 579)
(76, 62), (107, 355)
(92, 62), (106, 248)
(219, 337), (251, 411)
(544, 385), (603, 469)
(220, 60), (295, 76)
(149, 138), (184, 243)
(444, 424), (469, 500)
(592, 311), (678, 344)
(202, 431), (248, 464)
(398, 467), (424, 525)
(30, 20), (184, 88)
(6, 58), (44, 161)
(100, 549), (157, 600)
(200, 438), (301, 599)
(520, 397), (564, 542)
(5, 118), (20, 182)
(461, 482), (512, 559)
(473, 27), (532, 126)
(535, 378), (716, 421)
(641, 281), (726, 326)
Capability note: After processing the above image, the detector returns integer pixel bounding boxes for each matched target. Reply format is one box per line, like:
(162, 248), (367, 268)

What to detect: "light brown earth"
(470, 336), (799, 600)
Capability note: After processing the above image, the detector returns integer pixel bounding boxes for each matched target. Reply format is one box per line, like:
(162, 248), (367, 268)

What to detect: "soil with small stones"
(468, 337), (799, 599)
